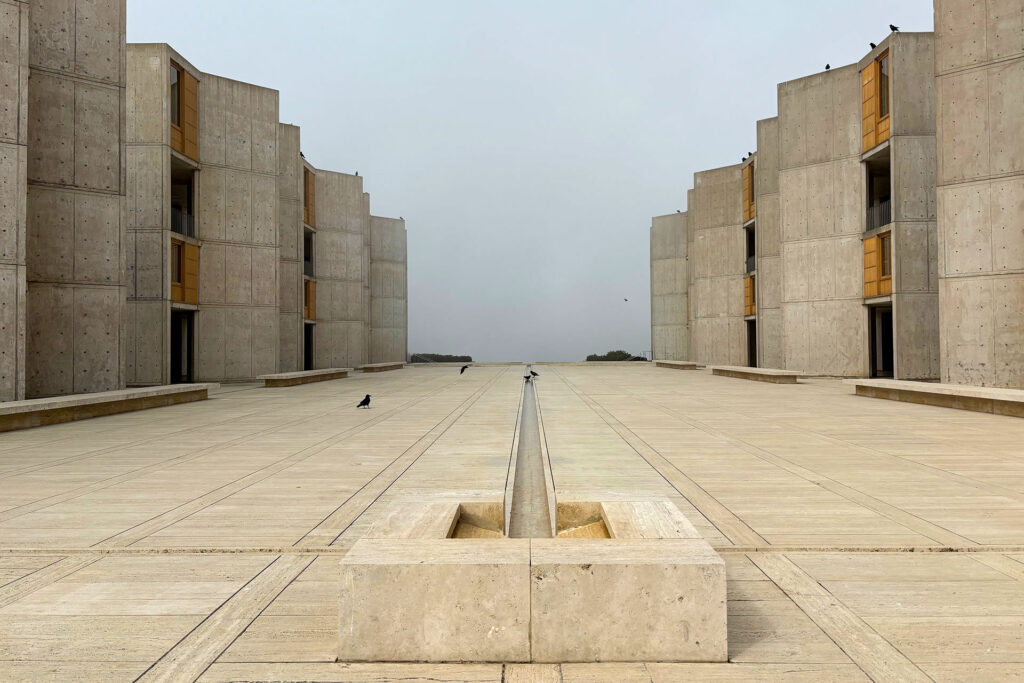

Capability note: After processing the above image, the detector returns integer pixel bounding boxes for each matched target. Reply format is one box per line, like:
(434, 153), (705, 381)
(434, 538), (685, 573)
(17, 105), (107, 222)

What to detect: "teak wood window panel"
(303, 168), (316, 227)
(742, 164), (756, 222)
(744, 275), (757, 317)
(861, 51), (891, 152)
(863, 231), (892, 298)
(170, 61), (199, 161)
(171, 239), (199, 305)
(304, 279), (317, 320)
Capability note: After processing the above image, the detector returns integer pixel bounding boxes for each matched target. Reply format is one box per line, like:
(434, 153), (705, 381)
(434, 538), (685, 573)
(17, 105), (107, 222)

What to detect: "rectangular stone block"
(529, 539), (727, 663)
(339, 539), (530, 662)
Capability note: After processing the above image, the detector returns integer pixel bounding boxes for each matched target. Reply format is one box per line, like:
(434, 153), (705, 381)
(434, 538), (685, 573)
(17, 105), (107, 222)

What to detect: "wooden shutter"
(304, 169), (316, 227)
(863, 236), (879, 297)
(183, 243), (199, 304)
(879, 232), (893, 296)
(861, 61), (878, 152)
(744, 275), (756, 316)
(180, 71), (199, 160)
(304, 279), (316, 320)
(742, 165), (755, 222)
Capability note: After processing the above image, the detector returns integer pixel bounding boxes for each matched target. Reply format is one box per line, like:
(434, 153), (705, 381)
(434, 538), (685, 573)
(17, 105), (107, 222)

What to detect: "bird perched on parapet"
(748, 152), (754, 157)
(530, 370), (539, 378)
(355, 171), (359, 176)
(400, 216), (404, 220)
(825, 64), (831, 70)
(357, 394), (371, 408)
(870, 42), (877, 48)
(890, 24), (899, 32)
(460, 365), (469, 375)
(299, 151), (305, 158)
(676, 209), (681, 213)
(741, 155), (747, 161)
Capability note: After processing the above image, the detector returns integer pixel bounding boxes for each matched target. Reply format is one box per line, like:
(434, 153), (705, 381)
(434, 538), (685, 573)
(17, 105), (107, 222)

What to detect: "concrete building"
(125, 44), (408, 386)
(126, 44), (280, 385)
(0, 0), (127, 400)
(369, 215), (408, 364)
(655, 33), (940, 380)
(688, 164), (749, 366)
(935, 0), (1024, 388)
(649, 212), (688, 362)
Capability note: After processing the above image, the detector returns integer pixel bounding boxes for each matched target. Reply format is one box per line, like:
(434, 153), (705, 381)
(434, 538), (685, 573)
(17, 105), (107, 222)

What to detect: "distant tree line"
(409, 353), (473, 363)
(585, 350), (647, 361)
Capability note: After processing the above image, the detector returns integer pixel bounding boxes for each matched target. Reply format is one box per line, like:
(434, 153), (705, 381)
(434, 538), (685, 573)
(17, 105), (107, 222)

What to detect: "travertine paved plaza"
(1, 364), (1023, 681)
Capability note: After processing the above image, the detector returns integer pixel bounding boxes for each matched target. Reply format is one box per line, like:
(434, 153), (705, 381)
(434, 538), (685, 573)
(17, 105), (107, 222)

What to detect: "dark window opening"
(866, 155), (891, 231)
(746, 320), (758, 368)
(170, 311), (194, 384)
(745, 225), (756, 273)
(869, 306), (894, 378)
(878, 54), (890, 118)
(170, 163), (195, 237)
(304, 323), (315, 371)
(170, 64), (181, 127)
(880, 232), (892, 277)
(171, 242), (183, 284)
(303, 228), (315, 277)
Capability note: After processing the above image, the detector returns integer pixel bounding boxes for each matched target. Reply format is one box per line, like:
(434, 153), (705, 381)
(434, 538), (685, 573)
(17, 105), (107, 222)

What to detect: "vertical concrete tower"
(935, 0), (1024, 388)
(0, 0), (29, 401)
(755, 117), (784, 369)
(649, 212), (688, 362)
(314, 170), (369, 369)
(369, 215), (407, 363)
(689, 165), (747, 365)
(25, 0), (128, 398)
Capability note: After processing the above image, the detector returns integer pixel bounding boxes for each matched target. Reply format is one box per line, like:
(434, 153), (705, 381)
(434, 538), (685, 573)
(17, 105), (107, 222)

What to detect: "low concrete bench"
(654, 360), (699, 370)
(710, 365), (803, 384)
(0, 384), (217, 433)
(358, 362), (405, 373)
(256, 368), (351, 387)
(847, 379), (1024, 417)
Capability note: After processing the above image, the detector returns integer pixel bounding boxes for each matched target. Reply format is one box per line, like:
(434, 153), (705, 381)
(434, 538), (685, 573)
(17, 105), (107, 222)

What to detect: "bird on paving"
(825, 64), (831, 70)
(357, 394), (371, 408)
(460, 365), (469, 375)
(890, 24), (899, 32)
(870, 42), (877, 48)
(530, 370), (539, 378)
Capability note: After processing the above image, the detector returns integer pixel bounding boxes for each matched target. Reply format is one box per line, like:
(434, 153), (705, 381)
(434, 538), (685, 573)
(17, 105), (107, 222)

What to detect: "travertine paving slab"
(1, 366), (1024, 678)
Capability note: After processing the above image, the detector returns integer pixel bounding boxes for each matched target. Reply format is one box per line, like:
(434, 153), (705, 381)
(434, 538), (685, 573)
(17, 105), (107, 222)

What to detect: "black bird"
(742, 155), (747, 162)
(530, 370), (539, 378)
(825, 64), (831, 70)
(676, 209), (681, 213)
(524, 375), (532, 383)
(460, 365), (469, 375)
(357, 394), (371, 409)
(890, 24), (899, 32)
(299, 151), (305, 158)
(749, 152), (754, 157)
(624, 298), (629, 302)
(400, 216), (404, 220)
(355, 171), (359, 176)
(870, 42), (877, 49)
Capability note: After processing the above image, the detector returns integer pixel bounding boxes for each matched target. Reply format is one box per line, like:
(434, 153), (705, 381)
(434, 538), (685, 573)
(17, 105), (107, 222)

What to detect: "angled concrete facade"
(194, 73), (280, 383)
(689, 165), (746, 366)
(777, 65), (867, 377)
(650, 212), (688, 361)
(0, 0), (29, 401)
(935, 0), (1024, 388)
(369, 215), (408, 364)
(755, 117), (783, 369)
(25, 0), (128, 398)
(277, 123), (304, 372)
(654, 32), (941, 380)
(313, 170), (369, 370)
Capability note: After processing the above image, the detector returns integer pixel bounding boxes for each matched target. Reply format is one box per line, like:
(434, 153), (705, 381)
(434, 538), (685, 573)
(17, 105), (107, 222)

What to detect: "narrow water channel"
(507, 373), (552, 538)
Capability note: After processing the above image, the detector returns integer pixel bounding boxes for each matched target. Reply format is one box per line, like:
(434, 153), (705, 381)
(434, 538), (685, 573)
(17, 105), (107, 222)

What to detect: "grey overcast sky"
(128, 0), (934, 362)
